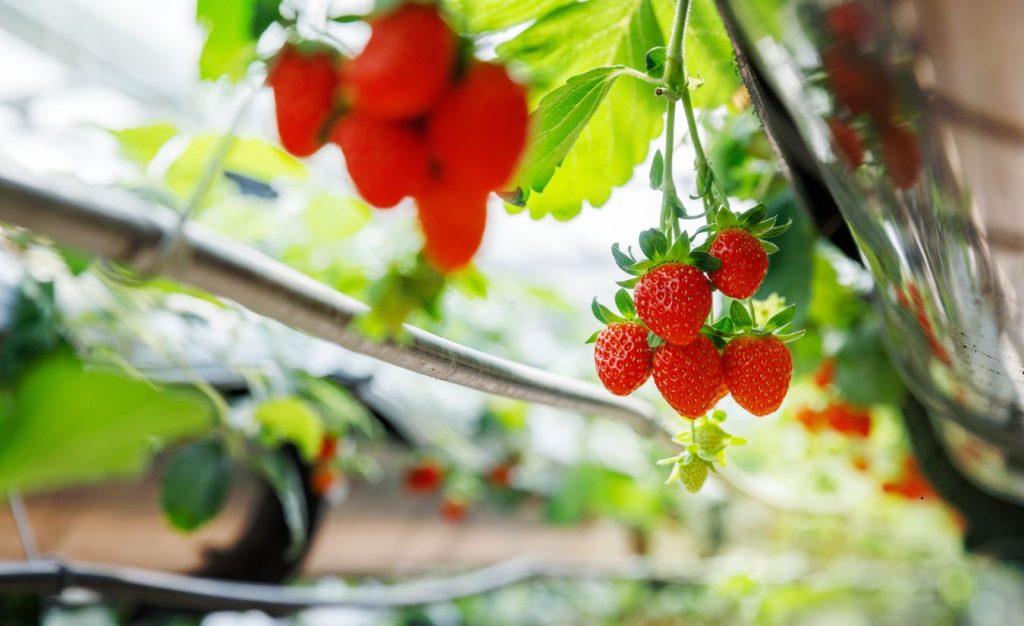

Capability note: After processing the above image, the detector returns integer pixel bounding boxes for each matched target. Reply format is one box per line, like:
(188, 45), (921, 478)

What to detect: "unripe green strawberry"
(634, 263), (712, 346)
(708, 228), (768, 299)
(696, 421), (728, 453)
(345, 3), (456, 120)
(653, 334), (724, 419)
(678, 459), (709, 493)
(723, 335), (793, 416)
(594, 322), (652, 396)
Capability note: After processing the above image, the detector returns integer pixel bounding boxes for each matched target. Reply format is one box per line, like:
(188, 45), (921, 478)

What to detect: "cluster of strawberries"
(819, 2), (921, 189)
(591, 208), (798, 421)
(267, 3), (528, 272)
(404, 456), (517, 522)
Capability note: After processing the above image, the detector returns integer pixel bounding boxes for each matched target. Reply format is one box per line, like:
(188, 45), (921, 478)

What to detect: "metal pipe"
(0, 163), (661, 433)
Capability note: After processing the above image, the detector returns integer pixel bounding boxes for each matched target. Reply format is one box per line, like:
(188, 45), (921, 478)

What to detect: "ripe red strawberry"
(440, 498), (469, 522)
(332, 113), (430, 208)
(406, 460), (445, 493)
(723, 335), (793, 416)
(487, 463), (514, 488)
(417, 181), (489, 272)
(828, 117), (865, 169)
(346, 4), (456, 120)
(633, 263), (712, 346)
(594, 322), (652, 396)
(268, 44), (340, 157)
(311, 465), (340, 496)
(880, 123), (921, 190)
(317, 436), (338, 463)
(707, 228), (768, 299)
(812, 358), (836, 388)
(826, 3), (870, 43)
(653, 335), (725, 419)
(427, 63), (529, 192)
(824, 401), (871, 438)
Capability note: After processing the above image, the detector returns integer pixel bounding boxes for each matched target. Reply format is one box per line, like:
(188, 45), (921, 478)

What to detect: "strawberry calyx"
(703, 298), (805, 348)
(586, 289), (656, 345)
(695, 204), (792, 256)
(612, 228), (720, 289)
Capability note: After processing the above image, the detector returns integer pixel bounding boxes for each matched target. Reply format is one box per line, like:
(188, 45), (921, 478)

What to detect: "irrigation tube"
(0, 164), (662, 434)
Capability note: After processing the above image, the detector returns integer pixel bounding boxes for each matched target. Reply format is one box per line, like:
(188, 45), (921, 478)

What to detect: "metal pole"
(8, 491), (39, 561)
(0, 163), (663, 434)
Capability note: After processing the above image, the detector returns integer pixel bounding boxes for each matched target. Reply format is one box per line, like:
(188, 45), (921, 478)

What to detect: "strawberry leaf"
(645, 45), (666, 77)
(614, 289), (636, 318)
(729, 300), (753, 329)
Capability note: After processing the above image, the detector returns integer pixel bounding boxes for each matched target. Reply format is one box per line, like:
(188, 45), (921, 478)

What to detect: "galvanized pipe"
(0, 163), (662, 434)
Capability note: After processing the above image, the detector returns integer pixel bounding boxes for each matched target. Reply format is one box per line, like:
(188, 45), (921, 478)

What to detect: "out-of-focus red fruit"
(346, 4), (456, 120)
(826, 3), (871, 43)
(851, 454), (870, 473)
(417, 181), (489, 273)
(880, 123), (921, 190)
(487, 463), (514, 488)
(813, 358), (836, 389)
(440, 498), (468, 522)
(405, 460), (445, 494)
(824, 402), (872, 438)
(828, 117), (865, 169)
(427, 63), (529, 192)
(332, 113), (430, 208)
(318, 436), (339, 463)
(883, 457), (937, 501)
(796, 407), (824, 432)
(269, 44), (340, 157)
(311, 465), (340, 496)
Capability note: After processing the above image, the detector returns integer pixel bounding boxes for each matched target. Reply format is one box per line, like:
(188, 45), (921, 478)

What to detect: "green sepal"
(649, 150), (664, 190)
(688, 251), (721, 273)
(647, 332), (665, 349)
(638, 228), (669, 259)
(617, 276), (642, 289)
(757, 219), (792, 239)
(592, 298), (623, 324)
(729, 300), (753, 329)
(584, 330), (600, 344)
(712, 409), (727, 422)
(765, 304), (796, 331)
(747, 216), (777, 237)
(739, 203), (766, 226)
(614, 289), (636, 319)
(715, 209), (739, 230)
(776, 329), (806, 343)
(760, 240), (780, 254)
(611, 243), (638, 273)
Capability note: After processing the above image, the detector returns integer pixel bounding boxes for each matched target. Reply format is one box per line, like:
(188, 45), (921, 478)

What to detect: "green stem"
(659, 99), (679, 239)
(747, 298), (757, 326)
(662, 0), (690, 95)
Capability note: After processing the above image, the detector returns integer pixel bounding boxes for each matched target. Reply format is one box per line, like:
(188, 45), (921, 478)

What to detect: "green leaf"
(0, 352), (214, 494)
(0, 279), (61, 383)
(756, 193), (815, 322)
(248, 450), (307, 557)
(500, 0), (665, 219)
(729, 300), (752, 328)
(765, 304), (796, 331)
(109, 123), (178, 165)
(164, 135), (306, 203)
(614, 289), (636, 318)
(301, 377), (377, 438)
(254, 397), (325, 461)
(250, 0), (282, 39)
(443, 0), (575, 33)
(161, 439), (231, 532)
(835, 319), (905, 406)
(645, 46), (667, 77)
(57, 247), (93, 276)
(654, 0), (741, 109)
(197, 0), (258, 82)
(306, 193), (372, 244)
(649, 150), (664, 189)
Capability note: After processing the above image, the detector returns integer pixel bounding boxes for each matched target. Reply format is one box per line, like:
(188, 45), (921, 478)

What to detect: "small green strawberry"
(677, 458), (710, 493)
(696, 420), (728, 454)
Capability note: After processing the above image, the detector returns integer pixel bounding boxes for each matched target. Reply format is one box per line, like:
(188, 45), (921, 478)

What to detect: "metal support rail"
(0, 558), (705, 612)
(0, 164), (662, 435)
